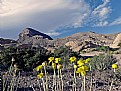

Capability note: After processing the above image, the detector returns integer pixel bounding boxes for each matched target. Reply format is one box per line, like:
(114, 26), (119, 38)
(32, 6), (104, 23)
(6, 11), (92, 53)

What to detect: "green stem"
(44, 66), (48, 91)
(53, 69), (56, 91)
(57, 69), (61, 91)
(60, 69), (63, 91)
(42, 78), (46, 91)
(89, 64), (92, 91)
(41, 70), (46, 91)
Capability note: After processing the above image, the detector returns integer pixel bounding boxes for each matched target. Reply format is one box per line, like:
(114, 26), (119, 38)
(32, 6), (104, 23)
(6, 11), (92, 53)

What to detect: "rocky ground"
(2, 68), (121, 91)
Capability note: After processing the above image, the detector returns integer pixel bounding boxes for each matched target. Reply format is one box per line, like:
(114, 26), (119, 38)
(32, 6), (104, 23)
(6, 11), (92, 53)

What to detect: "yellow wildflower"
(76, 66), (88, 74)
(69, 56), (77, 63)
(37, 73), (44, 79)
(36, 65), (43, 71)
(57, 64), (63, 70)
(76, 67), (84, 73)
(52, 63), (56, 69)
(55, 58), (61, 63)
(81, 71), (86, 76)
(74, 65), (77, 69)
(48, 57), (54, 63)
(77, 60), (84, 67)
(84, 58), (91, 64)
(112, 64), (118, 69)
(81, 66), (89, 72)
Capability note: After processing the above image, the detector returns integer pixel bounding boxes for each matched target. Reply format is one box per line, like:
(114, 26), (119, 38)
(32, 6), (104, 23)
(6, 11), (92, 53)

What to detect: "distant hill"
(0, 38), (17, 44)
(50, 31), (117, 51)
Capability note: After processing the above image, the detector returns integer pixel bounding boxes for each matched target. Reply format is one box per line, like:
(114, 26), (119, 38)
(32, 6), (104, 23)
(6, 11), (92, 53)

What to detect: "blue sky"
(0, 0), (121, 39)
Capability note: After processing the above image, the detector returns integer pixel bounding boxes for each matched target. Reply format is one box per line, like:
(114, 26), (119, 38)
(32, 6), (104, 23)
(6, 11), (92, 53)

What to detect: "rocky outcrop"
(50, 32), (115, 52)
(17, 28), (53, 47)
(17, 28), (53, 43)
(65, 41), (78, 49)
(110, 33), (121, 48)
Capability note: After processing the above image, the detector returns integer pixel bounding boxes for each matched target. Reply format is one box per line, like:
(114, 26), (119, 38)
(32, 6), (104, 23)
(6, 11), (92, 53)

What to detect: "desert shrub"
(89, 53), (117, 71)
(53, 46), (81, 68)
(0, 47), (51, 71)
(96, 46), (110, 52)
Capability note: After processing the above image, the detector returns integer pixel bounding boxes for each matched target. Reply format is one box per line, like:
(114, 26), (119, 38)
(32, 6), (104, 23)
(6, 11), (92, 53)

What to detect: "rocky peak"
(18, 28), (53, 43)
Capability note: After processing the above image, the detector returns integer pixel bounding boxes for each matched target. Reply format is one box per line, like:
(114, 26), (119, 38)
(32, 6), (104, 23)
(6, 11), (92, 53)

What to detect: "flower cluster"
(48, 57), (63, 70)
(69, 56), (77, 63)
(35, 63), (46, 79)
(69, 56), (91, 77)
(34, 55), (120, 91)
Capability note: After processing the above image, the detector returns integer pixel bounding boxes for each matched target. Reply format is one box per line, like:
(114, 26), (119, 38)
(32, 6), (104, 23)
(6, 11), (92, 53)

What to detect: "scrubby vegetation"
(0, 47), (50, 71)
(95, 46), (110, 52)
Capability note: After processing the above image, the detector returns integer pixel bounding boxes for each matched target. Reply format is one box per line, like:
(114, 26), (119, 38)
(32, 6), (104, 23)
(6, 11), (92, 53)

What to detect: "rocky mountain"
(17, 28), (53, 47)
(18, 28), (53, 43)
(0, 28), (121, 52)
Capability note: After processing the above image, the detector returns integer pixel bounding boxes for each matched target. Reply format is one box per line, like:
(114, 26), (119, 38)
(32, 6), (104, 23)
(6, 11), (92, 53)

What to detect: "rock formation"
(110, 33), (121, 48)
(17, 28), (53, 47)
(17, 28), (53, 43)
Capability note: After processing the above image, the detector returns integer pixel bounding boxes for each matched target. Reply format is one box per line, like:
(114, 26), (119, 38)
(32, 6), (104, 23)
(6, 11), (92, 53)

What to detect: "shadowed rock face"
(18, 28), (53, 43)
(0, 38), (17, 44)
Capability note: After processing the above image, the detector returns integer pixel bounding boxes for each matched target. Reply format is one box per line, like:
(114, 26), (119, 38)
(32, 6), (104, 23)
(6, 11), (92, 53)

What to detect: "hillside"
(50, 31), (117, 51)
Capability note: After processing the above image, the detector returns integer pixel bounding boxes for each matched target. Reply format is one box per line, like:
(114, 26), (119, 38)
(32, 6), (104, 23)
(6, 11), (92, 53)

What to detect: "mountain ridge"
(0, 28), (121, 51)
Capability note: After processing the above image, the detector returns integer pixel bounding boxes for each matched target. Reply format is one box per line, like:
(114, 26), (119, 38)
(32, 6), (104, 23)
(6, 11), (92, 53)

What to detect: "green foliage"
(0, 47), (50, 71)
(89, 53), (117, 71)
(96, 46), (110, 52)
(53, 46), (81, 68)
(0, 45), (118, 72)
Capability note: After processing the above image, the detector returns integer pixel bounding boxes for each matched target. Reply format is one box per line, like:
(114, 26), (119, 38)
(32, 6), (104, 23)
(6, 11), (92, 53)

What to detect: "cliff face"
(17, 28), (53, 43)
(17, 28), (53, 47)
